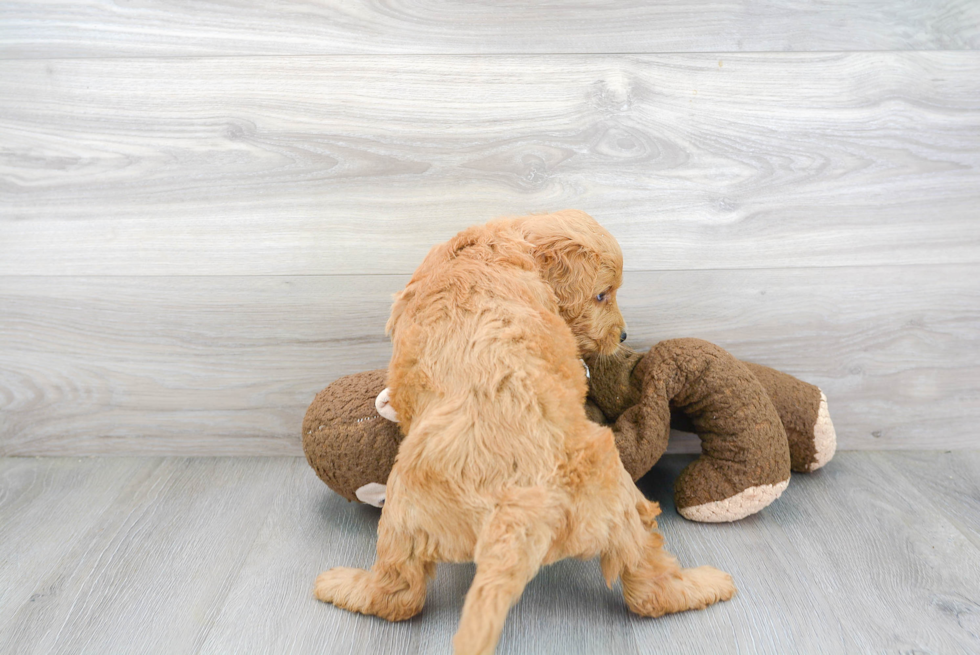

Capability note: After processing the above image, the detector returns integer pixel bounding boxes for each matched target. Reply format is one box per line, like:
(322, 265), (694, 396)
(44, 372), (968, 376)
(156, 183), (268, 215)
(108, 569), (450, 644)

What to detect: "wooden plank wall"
(1, 2), (978, 455)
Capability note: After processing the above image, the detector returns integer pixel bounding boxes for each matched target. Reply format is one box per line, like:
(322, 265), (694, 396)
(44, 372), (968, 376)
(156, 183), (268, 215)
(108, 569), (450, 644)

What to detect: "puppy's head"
(521, 210), (626, 355)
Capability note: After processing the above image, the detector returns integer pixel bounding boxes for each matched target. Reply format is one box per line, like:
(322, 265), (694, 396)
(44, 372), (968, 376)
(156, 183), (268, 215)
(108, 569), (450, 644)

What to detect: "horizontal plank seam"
(1, 49), (980, 63)
(1, 260), (978, 280)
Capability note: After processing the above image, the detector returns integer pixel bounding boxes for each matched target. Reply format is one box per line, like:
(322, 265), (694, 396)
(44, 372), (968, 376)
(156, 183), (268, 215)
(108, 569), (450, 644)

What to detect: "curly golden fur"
(315, 210), (735, 654)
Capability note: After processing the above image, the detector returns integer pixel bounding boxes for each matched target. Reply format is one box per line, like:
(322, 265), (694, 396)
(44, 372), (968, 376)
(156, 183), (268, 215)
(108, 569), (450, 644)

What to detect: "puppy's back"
(387, 220), (589, 489)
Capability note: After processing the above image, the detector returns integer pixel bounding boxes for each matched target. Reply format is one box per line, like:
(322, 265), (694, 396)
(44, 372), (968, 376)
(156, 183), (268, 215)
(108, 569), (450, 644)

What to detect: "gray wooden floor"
(2, 452), (979, 654)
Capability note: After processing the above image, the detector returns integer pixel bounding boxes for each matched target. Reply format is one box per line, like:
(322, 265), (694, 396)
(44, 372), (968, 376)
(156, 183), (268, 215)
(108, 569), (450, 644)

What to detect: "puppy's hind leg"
(452, 488), (562, 655)
(315, 509), (435, 622)
(603, 495), (736, 618)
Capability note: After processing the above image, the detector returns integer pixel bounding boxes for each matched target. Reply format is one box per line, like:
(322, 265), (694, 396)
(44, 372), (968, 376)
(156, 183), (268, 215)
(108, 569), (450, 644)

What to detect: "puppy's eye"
(596, 291), (607, 302)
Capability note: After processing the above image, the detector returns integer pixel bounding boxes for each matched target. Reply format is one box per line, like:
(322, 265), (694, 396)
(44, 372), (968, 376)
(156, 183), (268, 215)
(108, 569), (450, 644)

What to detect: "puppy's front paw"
(314, 566), (425, 621)
(684, 565), (737, 606)
(314, 567), (366, 605)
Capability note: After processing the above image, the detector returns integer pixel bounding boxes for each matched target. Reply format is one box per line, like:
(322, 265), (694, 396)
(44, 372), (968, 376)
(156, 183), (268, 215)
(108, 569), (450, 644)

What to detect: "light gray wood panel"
(1, 1), (978, 58)
(636, 458), (859, 652)
(2, 53), (979, 276)
(622, 265), (980, 452)
(0, 458), (161, 634)
(199, 459), (639, 655)
(633, 452), (980, 653)
(881, 450), (980, 552)
(2, 263), (977, 455)
(2, 453), (980, 654)
(0, 275), (403, 456)
(198, 456), (432, 655)
(0, 457), (287, 655)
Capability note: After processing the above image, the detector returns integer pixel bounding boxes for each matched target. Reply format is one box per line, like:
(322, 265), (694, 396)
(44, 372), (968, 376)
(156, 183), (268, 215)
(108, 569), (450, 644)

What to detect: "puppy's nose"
(620, 331), (627, 343)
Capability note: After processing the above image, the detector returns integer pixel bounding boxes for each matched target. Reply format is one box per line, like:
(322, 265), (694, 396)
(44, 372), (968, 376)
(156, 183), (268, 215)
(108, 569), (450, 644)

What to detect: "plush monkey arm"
(583, 348), (671, 480)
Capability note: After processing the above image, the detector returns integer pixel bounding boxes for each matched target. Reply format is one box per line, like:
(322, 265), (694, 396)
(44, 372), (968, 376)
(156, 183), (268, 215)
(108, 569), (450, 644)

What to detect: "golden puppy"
(315, 210), (735, 654)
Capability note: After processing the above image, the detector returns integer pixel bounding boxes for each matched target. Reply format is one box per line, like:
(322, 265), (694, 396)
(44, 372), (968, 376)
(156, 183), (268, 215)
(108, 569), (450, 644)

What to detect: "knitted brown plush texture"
(302, 369), (402, 502)
(584, 338), (833, 521)
(302, 338), (835, 521)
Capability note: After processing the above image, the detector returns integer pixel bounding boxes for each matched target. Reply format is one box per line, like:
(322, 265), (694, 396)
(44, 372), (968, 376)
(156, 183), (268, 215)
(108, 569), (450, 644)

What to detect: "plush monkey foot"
(618, 340), (792, 523)
(809, 391), (836, 471)
(674, 385), (834, 522)
(678, 480), (790, 523)
(670, 385), (836, 522)
(741, 362), (836, 475)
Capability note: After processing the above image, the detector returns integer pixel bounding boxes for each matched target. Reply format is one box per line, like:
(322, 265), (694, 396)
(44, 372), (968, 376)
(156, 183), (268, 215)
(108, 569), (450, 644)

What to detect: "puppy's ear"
(386, 287), (413, 337)
(386, 238), (454, 337)
(519, 211), (606, 309)
(533, 242), (600, 308)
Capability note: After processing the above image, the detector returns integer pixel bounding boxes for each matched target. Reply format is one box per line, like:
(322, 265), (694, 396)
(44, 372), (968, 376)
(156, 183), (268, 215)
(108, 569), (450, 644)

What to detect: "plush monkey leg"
(638, 339), (792, 522)
(741, 362), (836, 473)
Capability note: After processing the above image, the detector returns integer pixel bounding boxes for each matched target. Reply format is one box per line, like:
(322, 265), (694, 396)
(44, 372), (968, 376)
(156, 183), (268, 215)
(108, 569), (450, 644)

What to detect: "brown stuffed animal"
(302, 338), (835, 522)
(582, 338), (835, 521)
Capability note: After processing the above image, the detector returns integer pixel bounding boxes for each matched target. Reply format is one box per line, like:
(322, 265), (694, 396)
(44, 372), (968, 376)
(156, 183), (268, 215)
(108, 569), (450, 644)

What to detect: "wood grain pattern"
(880, 450), (980, 552)
(1, 1), (978, 58)
(197, 456), (416, 655)
(1, 454), (979, 654)
(2, 265), (977, 456)
(0, 457), (289, 655)
(0, 275), (403, 456)
(634, 452), (980, 653)
(2, 0), (977, 647)
(623, 266), (980, 452)
(0, 458), (162, 635)
(2, 53), (978, 275)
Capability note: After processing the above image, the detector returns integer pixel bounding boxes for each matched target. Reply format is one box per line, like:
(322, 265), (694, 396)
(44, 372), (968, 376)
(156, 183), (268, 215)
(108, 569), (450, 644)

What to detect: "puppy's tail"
(453, 487), (563, 655)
